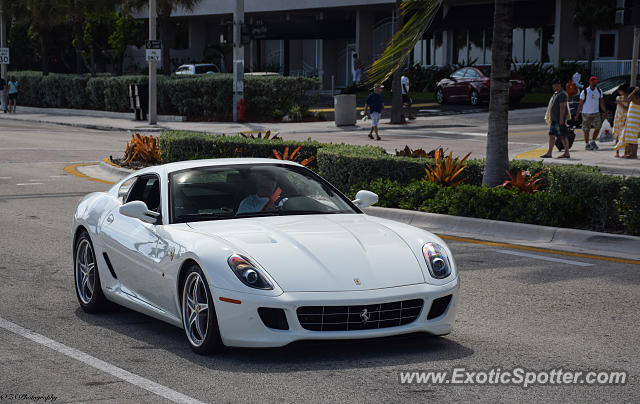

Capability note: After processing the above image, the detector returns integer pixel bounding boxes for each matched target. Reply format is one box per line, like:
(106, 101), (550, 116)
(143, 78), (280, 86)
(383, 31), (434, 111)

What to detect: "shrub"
(9, 71), (320, 121)
(620, 177), (640, 235)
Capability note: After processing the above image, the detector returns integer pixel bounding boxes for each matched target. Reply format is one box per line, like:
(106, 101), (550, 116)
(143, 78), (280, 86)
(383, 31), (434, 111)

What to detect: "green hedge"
(158, 131), (639, 235)
(349, 178), (577, 228)
(10, 72), (320, 120)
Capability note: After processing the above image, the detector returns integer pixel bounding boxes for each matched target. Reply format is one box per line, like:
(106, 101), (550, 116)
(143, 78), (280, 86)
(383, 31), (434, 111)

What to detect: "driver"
(236, 171), (287, 214)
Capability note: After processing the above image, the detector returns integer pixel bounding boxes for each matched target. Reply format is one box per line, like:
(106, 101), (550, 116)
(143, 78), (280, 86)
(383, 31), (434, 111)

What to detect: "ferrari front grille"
(296, 298), (424, 331)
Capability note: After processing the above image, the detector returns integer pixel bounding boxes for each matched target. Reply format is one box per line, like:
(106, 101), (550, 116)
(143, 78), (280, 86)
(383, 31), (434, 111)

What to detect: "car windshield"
(169, 164), (358, 223)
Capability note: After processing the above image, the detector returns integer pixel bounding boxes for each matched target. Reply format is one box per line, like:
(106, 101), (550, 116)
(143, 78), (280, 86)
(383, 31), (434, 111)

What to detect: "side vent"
(102, 252), (118, 279)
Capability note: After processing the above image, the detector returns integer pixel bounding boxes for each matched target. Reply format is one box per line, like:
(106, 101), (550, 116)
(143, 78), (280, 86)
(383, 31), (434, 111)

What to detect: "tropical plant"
(123, 133), (162, 163)
(239, 130), (280, 140)
(573, 0), (616, 75)
(425, 149), (471, 187)
(500, 169), (545, 193)
(272, 146), (315, 167)
(395, 145), (446, 159)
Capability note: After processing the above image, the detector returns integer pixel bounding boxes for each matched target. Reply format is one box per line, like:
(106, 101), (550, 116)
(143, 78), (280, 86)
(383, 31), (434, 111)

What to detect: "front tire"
(74, 231), (108, 313)
(436, 88), (446, 104)
(182, 264), (223, 354)
(470, 90), (480, 106)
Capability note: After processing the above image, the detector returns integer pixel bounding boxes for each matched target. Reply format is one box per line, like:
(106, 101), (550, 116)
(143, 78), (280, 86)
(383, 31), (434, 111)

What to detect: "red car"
(435, 66), (526, 106)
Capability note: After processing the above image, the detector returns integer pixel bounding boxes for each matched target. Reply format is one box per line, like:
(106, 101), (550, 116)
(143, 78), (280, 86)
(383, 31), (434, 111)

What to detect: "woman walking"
(7, 76), (18, 113)
(613, 84), (631, 158)
(616, 86), (640, 159)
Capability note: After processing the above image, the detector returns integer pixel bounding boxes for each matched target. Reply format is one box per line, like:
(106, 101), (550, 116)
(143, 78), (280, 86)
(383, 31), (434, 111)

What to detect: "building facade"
(125, 0), (633, 87)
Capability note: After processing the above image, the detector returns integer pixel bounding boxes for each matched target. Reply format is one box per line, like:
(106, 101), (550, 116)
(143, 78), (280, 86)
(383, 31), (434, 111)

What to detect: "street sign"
(0, 48), (9, 65)
(145, 49), (161, 62)
(145, 40), (162, 50)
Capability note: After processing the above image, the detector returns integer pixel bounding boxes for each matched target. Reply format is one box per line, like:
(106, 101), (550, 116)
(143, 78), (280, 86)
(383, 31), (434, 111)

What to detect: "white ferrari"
(72, 159), (458, 354)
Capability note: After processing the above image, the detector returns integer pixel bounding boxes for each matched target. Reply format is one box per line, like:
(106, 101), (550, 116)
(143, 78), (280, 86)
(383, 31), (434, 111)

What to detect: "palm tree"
(482, 0), (513, 186)
(124, 0), (201, 75)
(390, 0), (404, 124)
(23, 0), (67, 75)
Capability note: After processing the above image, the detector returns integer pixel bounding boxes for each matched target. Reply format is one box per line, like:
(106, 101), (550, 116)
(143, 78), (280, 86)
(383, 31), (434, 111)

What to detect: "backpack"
(566, 80), (577, 97)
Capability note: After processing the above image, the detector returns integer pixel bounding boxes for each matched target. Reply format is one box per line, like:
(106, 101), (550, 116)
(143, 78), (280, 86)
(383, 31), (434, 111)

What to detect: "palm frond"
(367, 0), (442, 85)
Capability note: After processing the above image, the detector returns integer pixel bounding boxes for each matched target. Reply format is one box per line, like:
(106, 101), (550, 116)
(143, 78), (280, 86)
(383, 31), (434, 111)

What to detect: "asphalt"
(0, 119), (639, 403)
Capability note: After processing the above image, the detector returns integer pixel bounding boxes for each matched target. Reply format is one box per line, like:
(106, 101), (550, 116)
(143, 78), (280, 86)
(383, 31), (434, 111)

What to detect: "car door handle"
(106, 214), (114, 223)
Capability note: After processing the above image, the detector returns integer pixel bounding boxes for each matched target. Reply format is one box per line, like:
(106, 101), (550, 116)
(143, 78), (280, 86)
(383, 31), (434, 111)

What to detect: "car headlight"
(422, 242), (452, 279)
(227, 254), (273, 290)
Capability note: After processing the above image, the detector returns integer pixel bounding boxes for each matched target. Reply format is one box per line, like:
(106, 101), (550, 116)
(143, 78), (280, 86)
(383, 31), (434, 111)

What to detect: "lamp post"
(148, 0), (157, 125)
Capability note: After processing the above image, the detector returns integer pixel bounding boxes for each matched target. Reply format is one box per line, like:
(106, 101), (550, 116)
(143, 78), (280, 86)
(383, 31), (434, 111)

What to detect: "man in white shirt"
(237, 172), (287, 214)
(576, 76), (607, 150)
(400, 68), (415, 120)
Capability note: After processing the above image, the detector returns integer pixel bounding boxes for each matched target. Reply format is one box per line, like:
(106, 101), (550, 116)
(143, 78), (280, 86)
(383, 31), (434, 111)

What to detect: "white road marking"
(494, 249), (594, 267)
(16, 183), (44, 186)
(0, 176), (11, 179)
(0, 316), (206, 404)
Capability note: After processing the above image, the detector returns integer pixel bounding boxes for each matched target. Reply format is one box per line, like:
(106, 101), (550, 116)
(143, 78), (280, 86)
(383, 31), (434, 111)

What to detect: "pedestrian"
(615, 86), (640, 159)
(401, 68), (415, 120)
(612, 83), (631, 158)
(7, 76), (18, 113)
(363, 83), (383, 141)
(575, 76), (607, 150)
(572, 71), (584, 93)
(541, 78), (571, 159)
(352, 53), (364, 84)
(0, 75), (6, 113)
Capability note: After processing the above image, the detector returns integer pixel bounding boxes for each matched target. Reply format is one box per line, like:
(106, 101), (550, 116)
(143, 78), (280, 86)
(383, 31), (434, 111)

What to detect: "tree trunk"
(390, 0), (404, 124)
(40, 34), (49, 75)
(159, 16), (171, 75)
(482, 0), (513, 186)
(90, 45), (96, 76)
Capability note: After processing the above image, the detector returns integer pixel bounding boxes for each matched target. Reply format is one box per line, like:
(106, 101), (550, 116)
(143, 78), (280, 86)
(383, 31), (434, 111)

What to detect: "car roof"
(136, 158), (302, 177)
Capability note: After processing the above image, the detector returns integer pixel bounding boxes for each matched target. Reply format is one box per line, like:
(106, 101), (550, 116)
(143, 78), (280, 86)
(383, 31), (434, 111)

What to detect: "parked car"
(435, 65), (526, 106)
(71, 159), (459, 354)
(175, 64), (220, 75)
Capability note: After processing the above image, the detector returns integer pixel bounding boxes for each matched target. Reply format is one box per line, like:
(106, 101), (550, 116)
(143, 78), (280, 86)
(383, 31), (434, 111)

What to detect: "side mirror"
(352, 190), (378, 209)
(119, 201), (160, 224)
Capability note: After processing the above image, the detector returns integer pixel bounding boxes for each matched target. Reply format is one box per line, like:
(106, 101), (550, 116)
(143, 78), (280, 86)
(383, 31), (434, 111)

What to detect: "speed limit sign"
(0, 48), (9, 65)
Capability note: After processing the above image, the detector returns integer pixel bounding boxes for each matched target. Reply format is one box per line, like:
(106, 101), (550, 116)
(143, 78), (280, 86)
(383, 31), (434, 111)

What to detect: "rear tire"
(181, 264), (224, 354)
(74, 231), (108, 313)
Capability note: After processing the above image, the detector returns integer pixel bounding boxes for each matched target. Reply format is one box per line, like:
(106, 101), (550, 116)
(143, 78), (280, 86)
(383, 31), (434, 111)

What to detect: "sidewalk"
(1, 106), (639, 176)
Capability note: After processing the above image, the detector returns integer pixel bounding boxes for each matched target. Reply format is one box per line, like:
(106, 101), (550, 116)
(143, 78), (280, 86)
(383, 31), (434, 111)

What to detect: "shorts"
(8, 93), (17, 100)
(582, 113), (601, 130)
(402, 93), (412, 104)
(549, 121), (568, 137)
(370, 111), (380, 127)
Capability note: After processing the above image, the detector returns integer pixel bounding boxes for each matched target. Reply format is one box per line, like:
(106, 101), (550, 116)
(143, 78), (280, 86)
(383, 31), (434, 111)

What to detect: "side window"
(466, 69), (480, 78)
(118, 177), (137, 202)
(126, 175), (161, 213)
(452, 69), (465, 79)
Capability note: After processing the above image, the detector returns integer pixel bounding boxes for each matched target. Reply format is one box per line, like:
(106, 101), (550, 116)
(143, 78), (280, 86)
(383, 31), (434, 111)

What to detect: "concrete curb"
(100, 159), (134, 177)
(519, 158), (640, 177)
(0, 114), (168, 132)
(15, 106), (186, 122)
(363, 206), (640, 258)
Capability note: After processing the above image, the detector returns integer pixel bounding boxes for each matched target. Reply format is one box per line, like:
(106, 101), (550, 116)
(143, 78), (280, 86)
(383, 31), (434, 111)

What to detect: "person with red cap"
(576, 76), (607, 150)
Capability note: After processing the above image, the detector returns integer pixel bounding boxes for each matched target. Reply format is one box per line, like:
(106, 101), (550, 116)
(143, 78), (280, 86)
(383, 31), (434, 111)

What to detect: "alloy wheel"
(75, 239), (96, 305)
(182, 272), (210, 348)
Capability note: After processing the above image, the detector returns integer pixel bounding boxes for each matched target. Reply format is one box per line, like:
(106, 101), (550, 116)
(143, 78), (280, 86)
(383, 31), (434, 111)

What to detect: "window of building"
(596, 31), (617, 59)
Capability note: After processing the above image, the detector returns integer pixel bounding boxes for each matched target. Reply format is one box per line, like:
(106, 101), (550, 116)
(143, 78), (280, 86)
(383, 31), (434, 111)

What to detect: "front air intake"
(427, 295), (452, 320)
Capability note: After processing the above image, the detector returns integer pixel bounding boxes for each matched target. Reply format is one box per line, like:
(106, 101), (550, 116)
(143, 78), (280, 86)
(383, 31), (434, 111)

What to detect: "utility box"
(334, 94), (356, 126)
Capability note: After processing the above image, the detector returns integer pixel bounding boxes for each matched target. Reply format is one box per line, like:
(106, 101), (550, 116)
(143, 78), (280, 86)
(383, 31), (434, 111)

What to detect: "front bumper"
(211, 278), (459, 348)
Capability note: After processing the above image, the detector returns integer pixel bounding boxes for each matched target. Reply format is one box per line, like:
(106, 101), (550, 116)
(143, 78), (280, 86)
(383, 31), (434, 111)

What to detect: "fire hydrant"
(237, 98), (246, 122)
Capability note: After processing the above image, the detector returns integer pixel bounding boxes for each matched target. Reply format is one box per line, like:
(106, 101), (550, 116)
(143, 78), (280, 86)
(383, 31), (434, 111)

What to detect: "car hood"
(186, 214), (426, 292)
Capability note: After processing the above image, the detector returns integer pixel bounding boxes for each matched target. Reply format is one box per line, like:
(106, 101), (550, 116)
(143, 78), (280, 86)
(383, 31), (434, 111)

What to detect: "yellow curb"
(64, 163), (115, 185)
(514, 147), (548, 159)
(102, 157), (123, 168)
(310, 102), (439, 113)
(439, 234), (640, 266)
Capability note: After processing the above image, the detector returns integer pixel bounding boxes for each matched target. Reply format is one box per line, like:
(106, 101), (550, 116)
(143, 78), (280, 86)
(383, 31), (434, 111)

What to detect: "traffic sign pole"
(233, 0), (244, 122)
(148, 0), (157, 125)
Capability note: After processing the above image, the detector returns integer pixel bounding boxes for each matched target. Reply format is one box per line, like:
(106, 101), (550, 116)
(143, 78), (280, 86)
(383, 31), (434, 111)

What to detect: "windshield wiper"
(233, 211), (284, 218)
(176, 213), (233, 222)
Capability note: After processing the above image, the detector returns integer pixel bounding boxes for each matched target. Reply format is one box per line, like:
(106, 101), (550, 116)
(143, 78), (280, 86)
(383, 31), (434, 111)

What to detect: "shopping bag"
(599, 119), (613, 142)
